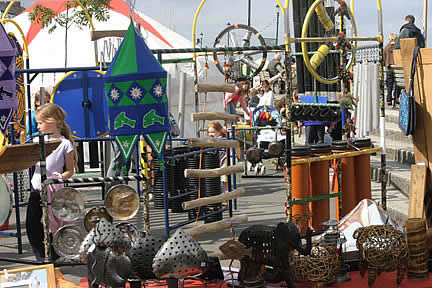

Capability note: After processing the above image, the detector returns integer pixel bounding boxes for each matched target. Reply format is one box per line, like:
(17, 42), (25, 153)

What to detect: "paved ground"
(0, 166), (408, 285)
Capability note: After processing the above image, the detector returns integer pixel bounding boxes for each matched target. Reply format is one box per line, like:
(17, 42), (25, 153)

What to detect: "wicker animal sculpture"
(290, 243), (339, 287)
(353, 225), (409, 287)
(238, 222), (312, 288)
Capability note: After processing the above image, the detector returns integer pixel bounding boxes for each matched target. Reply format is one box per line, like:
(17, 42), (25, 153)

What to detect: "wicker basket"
(290, 243), (340, 285)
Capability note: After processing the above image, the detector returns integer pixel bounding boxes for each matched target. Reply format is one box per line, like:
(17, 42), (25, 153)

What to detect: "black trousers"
(305, 125), (325, 144)
(26, 192), (58, 262)
(386, 69), (400, 103)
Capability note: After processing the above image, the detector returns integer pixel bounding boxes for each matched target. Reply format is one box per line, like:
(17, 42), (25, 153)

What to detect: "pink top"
(224, 86), (250, 115)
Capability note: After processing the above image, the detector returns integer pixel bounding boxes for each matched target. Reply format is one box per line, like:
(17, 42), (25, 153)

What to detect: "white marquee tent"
(4, 0), (225, 138)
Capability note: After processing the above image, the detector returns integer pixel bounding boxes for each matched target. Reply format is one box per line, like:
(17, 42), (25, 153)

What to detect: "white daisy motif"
(155, 140), (161, 146)
(110, 88), (120, 101)
(130, 87), (142, 100)
(153, 84), (163, 97)
(0, 115), (6, 123)
(122, 141), (129, 148)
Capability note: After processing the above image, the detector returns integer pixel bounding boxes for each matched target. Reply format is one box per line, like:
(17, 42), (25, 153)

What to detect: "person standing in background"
(384, 33), (399, 106)
(396, 15), (425, 49)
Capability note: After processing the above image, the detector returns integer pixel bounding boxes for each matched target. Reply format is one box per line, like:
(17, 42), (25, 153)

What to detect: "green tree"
(29, 0), (112, 67)
(29, 0), (112, 33)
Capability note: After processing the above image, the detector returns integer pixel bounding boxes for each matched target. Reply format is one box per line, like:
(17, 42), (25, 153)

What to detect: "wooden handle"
(185, 164), (244, 178)
(185, 215), (248, 236)
(182, 187), (245, 210)
(191, 112), (239, 122)
(90, 30), (127, 41)
(195, 83), (236, 93)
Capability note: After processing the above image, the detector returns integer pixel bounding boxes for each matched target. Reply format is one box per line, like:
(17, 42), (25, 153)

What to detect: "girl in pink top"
(27, 103), (77, 262)
(225, 80), (250, 116)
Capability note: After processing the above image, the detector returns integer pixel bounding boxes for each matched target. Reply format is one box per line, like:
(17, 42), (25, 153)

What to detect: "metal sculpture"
(238, 222), (312, 288)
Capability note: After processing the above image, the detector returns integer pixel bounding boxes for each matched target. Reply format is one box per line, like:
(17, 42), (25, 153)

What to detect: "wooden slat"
(0, 140), (61, 174)
(90, 30), (127, 41)
(400, 38), (417, 91)
(184, 215), (248, 236)
(191, 112), (239, 122)
(408, 164), (428, 218)
(182, 187), (245, 210)
(184, 164), (244, 178)
(195, 83), (236, 93)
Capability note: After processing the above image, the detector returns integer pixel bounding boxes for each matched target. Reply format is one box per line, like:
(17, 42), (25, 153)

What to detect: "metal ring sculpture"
(213, 24), (267, 80)
(301, 0), (358, 84)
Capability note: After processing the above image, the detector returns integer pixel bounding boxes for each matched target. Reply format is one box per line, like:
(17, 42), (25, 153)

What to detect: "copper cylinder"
(332, 141), (356, 220)
(353, 138), (372, 203)
(310, 144), (331, 231)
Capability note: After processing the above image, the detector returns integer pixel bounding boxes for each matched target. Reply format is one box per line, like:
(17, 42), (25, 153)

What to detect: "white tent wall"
(4, 2), (226, 139)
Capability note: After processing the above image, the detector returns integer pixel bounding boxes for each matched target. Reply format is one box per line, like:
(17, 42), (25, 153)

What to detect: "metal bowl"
(84, 207), (113, 232)
(51, 187), (85, 222)
(104, 184), (139, 220)
(53, 224), (85, 259)
(0, 176), (12, 226)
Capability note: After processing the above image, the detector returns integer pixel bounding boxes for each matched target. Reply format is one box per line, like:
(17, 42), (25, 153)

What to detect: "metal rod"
(290, 192), (341, 204)
(44, 175), (146, 185)
(165, 147), (221, 160)
(178, 72), (186, 137)
(378, 40), (387, 210)
(10, 123), (23, 254)
(38, 133), (51, 262)
(169, 206), (228, 230)
(231, 125), (237, 210)
(337, 158), (342, 221)
(291, 147), (382, 165)
(162, 153), (170, 237)
(248, 0), (251, 26)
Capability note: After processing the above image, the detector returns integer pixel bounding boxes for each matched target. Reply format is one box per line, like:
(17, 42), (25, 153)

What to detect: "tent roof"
(21, 0), (174, 47)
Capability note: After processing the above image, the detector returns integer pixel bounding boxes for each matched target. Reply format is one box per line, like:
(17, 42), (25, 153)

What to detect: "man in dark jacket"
(396, 15), (425, 48)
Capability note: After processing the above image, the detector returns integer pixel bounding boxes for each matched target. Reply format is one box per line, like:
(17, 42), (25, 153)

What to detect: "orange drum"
(353, 138), (372, 204)
(291, 146), (312, 232)
(332, 140), (356, 220)
(310, 144), (331, 231)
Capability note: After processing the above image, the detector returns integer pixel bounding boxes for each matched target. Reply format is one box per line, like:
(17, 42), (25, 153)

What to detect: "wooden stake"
(408, 164), (428, 218)
(182, 187), (245, 210)
(195, 83), (236, 93)
(184, 215), (248, 236)
(185, 164), (244, 178)
(191, 112), (239, 122)
(188, 138), (241, 157)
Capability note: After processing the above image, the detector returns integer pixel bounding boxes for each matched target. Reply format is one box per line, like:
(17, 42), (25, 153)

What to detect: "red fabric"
(79, 279), (229, 288)
(22, 0), (173, 47)
(294, 271), (432, 288)
(80, 272), (432, 288)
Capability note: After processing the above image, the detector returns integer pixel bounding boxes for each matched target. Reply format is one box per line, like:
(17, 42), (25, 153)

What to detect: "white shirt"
(258, 90), (274, 107)
(31, 136), (74, 190)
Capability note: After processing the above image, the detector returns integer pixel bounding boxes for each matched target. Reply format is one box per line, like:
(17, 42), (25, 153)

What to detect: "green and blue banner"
(104, 19), (170, 160)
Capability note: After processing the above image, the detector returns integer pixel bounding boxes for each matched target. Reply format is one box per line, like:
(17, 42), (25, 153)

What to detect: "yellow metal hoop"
(301, 0), (358, 84)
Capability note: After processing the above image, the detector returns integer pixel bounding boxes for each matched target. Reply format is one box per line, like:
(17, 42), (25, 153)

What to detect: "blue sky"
(136, 0), (428, 47)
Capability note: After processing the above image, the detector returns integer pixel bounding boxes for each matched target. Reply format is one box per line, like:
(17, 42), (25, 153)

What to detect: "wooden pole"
(185, 163), (244, 178)
(184, 215), (248, 236)
(182, 187), (245, 210)
(191, 112), (239, 122)
(195, 83), (236, 93)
